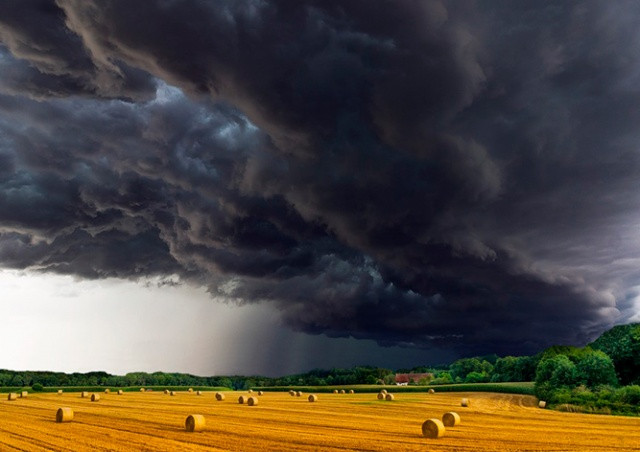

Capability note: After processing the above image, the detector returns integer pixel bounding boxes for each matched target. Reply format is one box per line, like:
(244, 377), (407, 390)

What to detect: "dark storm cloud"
(1, 0), (640, 356)
(0, 0), (156, 100)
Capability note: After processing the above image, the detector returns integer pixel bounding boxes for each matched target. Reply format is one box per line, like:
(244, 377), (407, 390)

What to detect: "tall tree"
(591, 323), (640, 385)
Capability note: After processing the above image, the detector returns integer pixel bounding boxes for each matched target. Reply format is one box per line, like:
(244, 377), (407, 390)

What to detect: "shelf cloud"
(2, 0), (640, 358)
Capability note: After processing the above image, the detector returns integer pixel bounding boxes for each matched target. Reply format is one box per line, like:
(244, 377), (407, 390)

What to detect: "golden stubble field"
(1, 390), (639, 451)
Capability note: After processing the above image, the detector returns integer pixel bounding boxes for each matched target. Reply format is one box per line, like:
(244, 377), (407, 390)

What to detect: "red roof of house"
(395, 373), (432, 383)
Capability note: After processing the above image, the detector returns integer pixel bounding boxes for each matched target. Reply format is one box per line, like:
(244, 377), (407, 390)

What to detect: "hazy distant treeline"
(0, 367), (396, 390)
(0, 370), (242, 389)
(2, 323), (638, 412)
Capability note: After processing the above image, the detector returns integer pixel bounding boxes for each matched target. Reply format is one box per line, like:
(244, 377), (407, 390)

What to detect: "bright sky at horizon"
(1, 270), (455, 376)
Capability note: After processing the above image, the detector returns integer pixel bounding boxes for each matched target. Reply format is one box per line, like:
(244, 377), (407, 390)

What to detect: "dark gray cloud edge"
(1, 0), (640, 357)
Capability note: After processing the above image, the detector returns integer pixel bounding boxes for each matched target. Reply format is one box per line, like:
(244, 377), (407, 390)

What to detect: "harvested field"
(0, 391), (638, 451)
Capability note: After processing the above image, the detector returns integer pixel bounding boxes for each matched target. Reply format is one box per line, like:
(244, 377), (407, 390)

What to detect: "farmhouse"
(394, 373), (432, 385)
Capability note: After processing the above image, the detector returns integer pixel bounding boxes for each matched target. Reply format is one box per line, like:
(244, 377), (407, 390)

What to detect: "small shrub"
(620, 385), (640, 405)
(556, 403), (581, 413)
(571, 385), (596, 404)
(593, 385), (616, 401)
(32, 383), (44, 392)
(550, 388), (572, 404)
(594, 406), (612, 415)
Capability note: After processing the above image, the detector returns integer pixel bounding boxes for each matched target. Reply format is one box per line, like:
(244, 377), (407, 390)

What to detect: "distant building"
(395, 373), (433, 385)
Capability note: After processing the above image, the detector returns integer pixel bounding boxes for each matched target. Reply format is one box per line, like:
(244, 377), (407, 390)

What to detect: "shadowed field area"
(0, 391), (638, 451)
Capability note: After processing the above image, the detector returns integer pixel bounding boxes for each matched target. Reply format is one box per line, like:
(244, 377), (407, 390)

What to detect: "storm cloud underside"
(2, 0), (640, 358)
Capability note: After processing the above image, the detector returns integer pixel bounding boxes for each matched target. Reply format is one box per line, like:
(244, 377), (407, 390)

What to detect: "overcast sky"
(1, 0), (640, 376)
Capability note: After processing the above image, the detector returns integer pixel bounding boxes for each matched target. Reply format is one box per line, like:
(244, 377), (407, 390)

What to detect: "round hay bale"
(308, 394), (318, 402)
(140, 388), (145, 392)
(170, 391), (176, 396)
(428, 388), (435, 394)
(381, 389), (388, 395)
(248, 389), (253, 394)
(196, 390), (202, 396)
(258, 391), (264, 396)
(56, 407), (73, 423)
(422, 418), (445, 439)
(296, 391), (302, 397)
(340, 389), (346, 394)
(289, 390), (295, 396)
(164, 389), (169, 394)
(377, 393), (385, 400)
(20, 391), (28, 398)
(385, 393), (394, 401)
(7, 393), (17, 401)
(461, 398), (469, 407)
(185, 414), (205, 432)
(57, 389), (63, 395)
(238, 395), (247, 404)
(247, 396), (258, 406)
(104, 389), (110, 394)
(539, 400), (546, 408)
(91, 393), (100, 402)
(117, 390), (123, 395)
(81, 391), (88, 398)
(188, 388), (193, 393)
(349, 390), (354, 394)
(442, 412), (460, 427)
(215, 392), (225, 401)
(333, 389), (338, 394)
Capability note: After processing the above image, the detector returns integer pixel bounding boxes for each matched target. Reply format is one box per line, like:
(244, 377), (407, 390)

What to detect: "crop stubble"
(0, 391), (638, 451)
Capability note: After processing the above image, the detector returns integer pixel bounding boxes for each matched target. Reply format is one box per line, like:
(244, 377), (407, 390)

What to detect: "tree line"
(414, 323), (639, 415)
(0, 367), (396, 390)
(2, 323), (638, 414)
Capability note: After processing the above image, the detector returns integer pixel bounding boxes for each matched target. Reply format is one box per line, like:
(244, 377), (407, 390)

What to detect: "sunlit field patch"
(0, 390), (638, 451)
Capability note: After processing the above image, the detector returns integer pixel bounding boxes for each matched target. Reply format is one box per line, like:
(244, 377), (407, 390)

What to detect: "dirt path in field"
(0, 391), (638, 451)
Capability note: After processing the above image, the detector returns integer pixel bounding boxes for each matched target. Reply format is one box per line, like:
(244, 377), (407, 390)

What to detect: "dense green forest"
(533, 323), (640, 415)
(2, 323), (639, 414)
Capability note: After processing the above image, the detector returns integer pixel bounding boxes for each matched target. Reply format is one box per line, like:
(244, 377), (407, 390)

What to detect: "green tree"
(550, 356), (577, 387)
(537, 345), (590, 362)
(465, 371), (490, 383)
(450, 358), (494, 381)
(0, 372), (12, 386)
(430, 371), (453, 385)
(575, 349), (618, 388)
(535, 355), (578, 400)
(492, 356), (519, 382)
(590, 323), (640, 385)
(10, 374), (25, 387)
